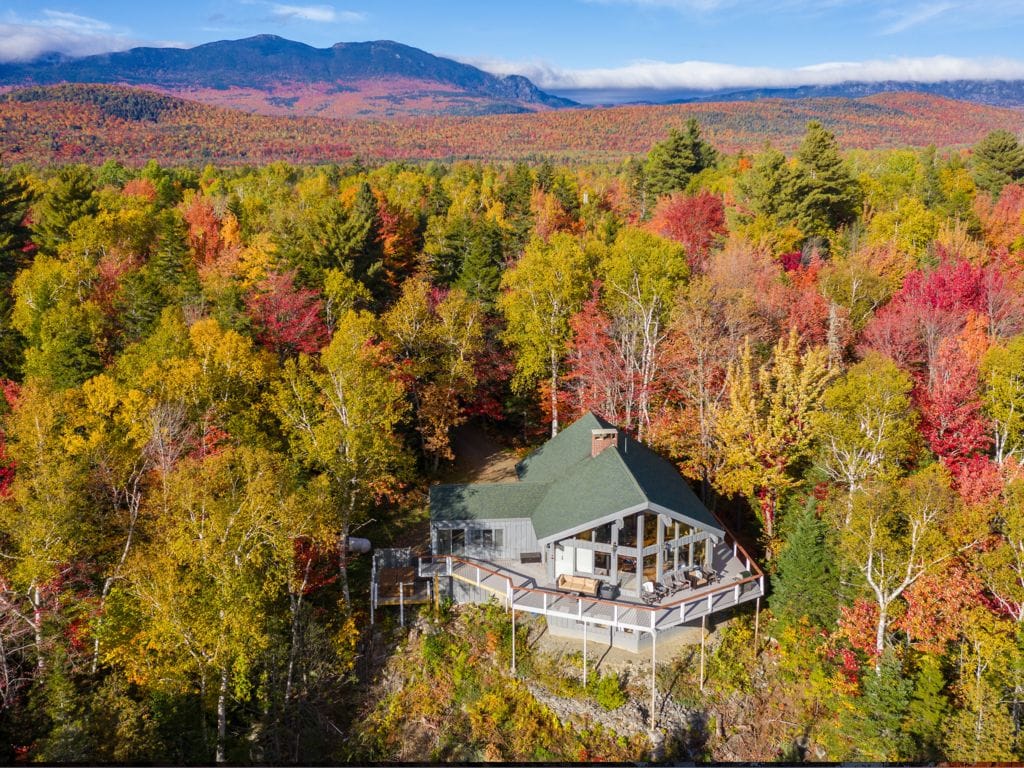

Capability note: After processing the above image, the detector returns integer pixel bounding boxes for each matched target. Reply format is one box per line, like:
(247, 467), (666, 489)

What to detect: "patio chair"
(640, 580), (661, 605)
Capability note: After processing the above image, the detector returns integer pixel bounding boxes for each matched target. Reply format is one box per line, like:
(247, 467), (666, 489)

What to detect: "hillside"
(0, 36), (575, 118)
(2, 85), (1022, 165)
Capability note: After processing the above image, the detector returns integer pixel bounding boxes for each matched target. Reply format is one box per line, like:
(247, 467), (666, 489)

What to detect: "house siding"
(431, 517), (538, 560)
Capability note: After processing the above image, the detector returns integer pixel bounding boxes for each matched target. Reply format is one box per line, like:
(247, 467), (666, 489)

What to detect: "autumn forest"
(3, 116), (1024, 762)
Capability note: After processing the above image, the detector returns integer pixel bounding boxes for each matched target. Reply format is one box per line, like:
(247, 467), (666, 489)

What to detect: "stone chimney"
(591, 428), (618, 458)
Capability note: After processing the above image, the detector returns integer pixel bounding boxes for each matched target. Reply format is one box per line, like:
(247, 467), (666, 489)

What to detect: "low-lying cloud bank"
(461, 54), (1024, 103)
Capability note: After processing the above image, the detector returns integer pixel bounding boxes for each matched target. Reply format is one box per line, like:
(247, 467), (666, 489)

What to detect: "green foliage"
(839, 651), (914, 761)
(972, 130), (1024, 196)
(32, 165), (98, 255)
(586, 671), (627, 710)
(645, 118), (718, 199)
(781, 121), (863, 240)
(772, 501), (839, 629)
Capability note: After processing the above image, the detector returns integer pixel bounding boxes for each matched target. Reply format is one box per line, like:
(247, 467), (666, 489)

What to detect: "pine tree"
(906, 655), (949, 761)
(972, 130), (1024, 196)
(32, 165), (98, 256)
(456, 220), (504, 308)
(840, 651), (914, 761)
(771, 501), (839, 628)
(645, 118), (717, 199)
(0, 168), (30, 279)
(780, 121), (862, 239)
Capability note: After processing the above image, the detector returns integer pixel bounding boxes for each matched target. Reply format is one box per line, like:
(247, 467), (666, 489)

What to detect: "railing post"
(578, 598), (583, 620)
(613, 605), (618, 626)
(679, 601), (686, 622)
(447, 556), (452, 576)
(733, 541), (738, 558)
(476, 567), (481, 587)
(734, 583), (740, 603)
(543, 592), (547, 613)
(759, 574), (765, 595)
(707, 592), (713, 612)
(650, 609), (656, 631)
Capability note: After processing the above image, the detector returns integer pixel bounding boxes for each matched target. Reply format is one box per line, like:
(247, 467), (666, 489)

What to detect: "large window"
(469, 528), (503, 548)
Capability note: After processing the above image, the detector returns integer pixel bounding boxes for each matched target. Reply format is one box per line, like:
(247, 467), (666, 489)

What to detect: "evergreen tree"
(906, 655), (948, 761)
(645, 118), (717, 199)
(840, 651), (914, 760)
(115, 211), (201, 342)
(0, 168), (30, 279)
(771, 501), (839, 628)
(32, 165), (98, 256)
(738, 144), (788, 220)
(972, 130), (1024, 196)
(780, 121), (862, 239)
(456, 220), (504, 307)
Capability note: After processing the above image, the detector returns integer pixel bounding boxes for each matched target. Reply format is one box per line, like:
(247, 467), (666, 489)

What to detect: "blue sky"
(4, 0), (1024, 101)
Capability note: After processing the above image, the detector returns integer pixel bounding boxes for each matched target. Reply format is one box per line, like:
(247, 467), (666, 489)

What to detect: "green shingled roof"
(430, 412), (725, 541)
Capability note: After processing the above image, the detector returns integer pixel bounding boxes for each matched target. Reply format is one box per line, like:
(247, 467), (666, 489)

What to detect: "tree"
(839, 465), (981, 656)
(104, 447), (303, 764)
(383, 278), (484, 468)
(245, 271), (329, 360)
(0, 168), (30, 280)
(644, 118), (717, 199)
(780, 121), (862, 239)
(715, 329), (833, 547)
(270, 310), (410, 604)
(499, 233), (592, 437)
(771, 501), (839, 629)
(972, 130), (1024, 196)
(597, 227), (689, 439)
(32, 165), (98, 256)
(647, 191), (726, 272)
(839, 651), (913, 761)
(982, 334), (1024, 465)
(812, 353), (919, 502)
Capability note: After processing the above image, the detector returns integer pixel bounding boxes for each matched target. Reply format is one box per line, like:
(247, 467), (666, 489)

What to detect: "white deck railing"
(418, 531), (765, 636)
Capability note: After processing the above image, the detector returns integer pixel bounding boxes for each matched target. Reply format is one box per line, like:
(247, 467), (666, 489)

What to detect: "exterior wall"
(432, 517), (538, 560)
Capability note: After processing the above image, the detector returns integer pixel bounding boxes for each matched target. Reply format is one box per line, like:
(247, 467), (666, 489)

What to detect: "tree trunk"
(216, 665), (228, 764)
(550, 349), (559, 438)
(875, 602), (888, 659)
(31, 586), (43, 671)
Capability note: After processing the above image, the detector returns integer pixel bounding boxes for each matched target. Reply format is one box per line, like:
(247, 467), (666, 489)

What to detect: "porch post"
(611, 519), (620, 587)
(582, 620), (588, 688)
(655, 514), (664, 583)
(704, 538), (712, 568)
(754, 595), (761, 652)
(673, 522), (679, 572)
(699, 614), (706, 692)
(688, 540), (694, 568)
(547, 542), (555, 583)
(636, 514), (644, 591)
(650, 630), (657, 729)
(511, 603), (516, 675)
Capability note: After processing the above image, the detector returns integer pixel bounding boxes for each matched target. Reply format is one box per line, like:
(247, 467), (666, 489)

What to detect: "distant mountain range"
(658, 79), (1024, 108)
(0, 36), (577, 118)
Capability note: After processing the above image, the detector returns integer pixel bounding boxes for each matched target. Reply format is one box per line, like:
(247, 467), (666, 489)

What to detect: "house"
(422, 412), (764, 652)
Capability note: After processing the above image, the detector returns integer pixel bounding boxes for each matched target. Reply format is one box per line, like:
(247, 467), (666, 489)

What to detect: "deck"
(419, 531), (764, 636)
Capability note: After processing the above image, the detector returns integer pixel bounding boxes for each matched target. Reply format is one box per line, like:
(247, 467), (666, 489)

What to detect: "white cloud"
(460, 54), (1024, 97)
(268, 4), (366, 23)
(0, 10), (171, 62)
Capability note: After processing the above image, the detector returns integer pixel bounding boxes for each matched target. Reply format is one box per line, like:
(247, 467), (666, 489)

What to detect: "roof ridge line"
(611, 434), (651, 503)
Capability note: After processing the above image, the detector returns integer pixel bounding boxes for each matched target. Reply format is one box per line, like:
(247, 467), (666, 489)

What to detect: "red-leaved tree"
(648, 191), (726, 272)
(245, 271), (330, 359)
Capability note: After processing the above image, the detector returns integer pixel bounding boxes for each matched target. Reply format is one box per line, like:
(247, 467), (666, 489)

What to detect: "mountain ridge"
(0, 35), (577, 118)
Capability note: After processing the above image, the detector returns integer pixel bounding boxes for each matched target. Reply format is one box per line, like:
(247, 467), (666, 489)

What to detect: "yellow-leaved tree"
(714, 328), (833, 550)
